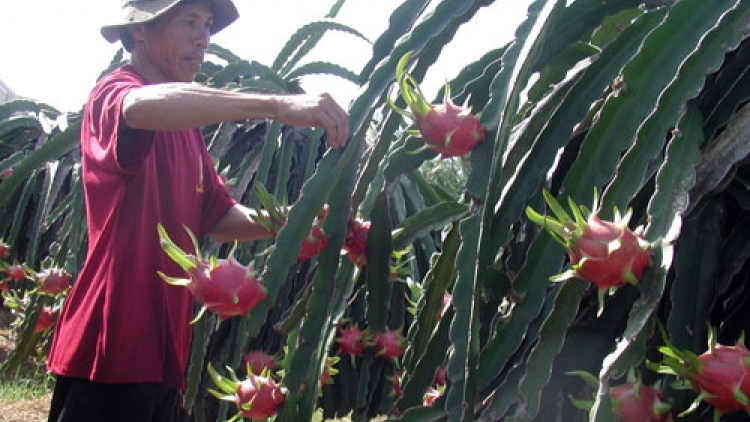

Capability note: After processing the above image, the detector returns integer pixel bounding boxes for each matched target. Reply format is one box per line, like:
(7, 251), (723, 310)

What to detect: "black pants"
(48, 376), (190, 422)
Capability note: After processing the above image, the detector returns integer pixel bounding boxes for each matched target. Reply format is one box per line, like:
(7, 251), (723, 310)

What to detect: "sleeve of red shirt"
(84, 69), (154, 176)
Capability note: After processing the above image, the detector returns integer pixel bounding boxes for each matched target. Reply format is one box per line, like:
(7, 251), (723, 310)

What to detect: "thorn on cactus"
(525, 188), (652, 316)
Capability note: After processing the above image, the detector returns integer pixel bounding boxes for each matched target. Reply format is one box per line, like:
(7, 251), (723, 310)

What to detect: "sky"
(1, 0), (530, 113)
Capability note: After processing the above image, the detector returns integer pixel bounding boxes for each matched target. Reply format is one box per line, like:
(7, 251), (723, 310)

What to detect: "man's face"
(132, 1), (214, 82)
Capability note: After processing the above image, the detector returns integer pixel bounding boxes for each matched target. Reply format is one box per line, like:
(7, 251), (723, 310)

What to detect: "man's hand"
(273, 93), (350, 149)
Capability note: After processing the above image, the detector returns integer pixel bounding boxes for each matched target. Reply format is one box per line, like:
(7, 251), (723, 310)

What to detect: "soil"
(0, 308), (51, 422)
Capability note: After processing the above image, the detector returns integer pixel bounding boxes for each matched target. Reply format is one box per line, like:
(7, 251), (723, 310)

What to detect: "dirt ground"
(0, 308), (51, 422)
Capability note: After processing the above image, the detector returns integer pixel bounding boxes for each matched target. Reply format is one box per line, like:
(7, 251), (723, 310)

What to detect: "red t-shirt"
(47, 65), (236, 390)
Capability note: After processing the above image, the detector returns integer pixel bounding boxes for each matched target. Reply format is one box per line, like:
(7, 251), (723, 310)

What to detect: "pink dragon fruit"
(297, 224), (329, 263)
(525, 189), (651, 315)
(343, 217), (370, 266)
(157, 224), (266, 321)
(208, 363), (286, 421)
(336, 324), (371, 358)
(610, 383), (673, 422)
(389, 51), (485, 159)
(34, 306), (56, 333)
(433, 365), (447, 387)
(252, 183), (330, 263)
(36, 267), (71, 296)
(651, 326), (750, 419)
(4, 264), (27, 282)
(374, 329), (407, 360)
(569, 370), (673, 422)
(242, 350), (277, 376)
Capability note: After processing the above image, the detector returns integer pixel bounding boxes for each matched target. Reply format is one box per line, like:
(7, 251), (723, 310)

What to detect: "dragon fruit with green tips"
(157, 224), (266, 322)
(525, 189), (651, 315)
(650, 326), (750, 420)
(208, 363), (286, 422)
(388, 51), (485, 159)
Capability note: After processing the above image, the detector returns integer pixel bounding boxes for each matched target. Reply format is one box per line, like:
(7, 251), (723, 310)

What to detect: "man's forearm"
(122, 83), (280, 131)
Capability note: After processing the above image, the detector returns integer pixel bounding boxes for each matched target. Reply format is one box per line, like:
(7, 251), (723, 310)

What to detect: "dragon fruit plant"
(649, 325), (750, 420)
(525, 189), (651, 315)
(157, 224), (266, 322)
(208, 363), (286, 422)
(388, 51), (485, 159)
(569, 370), (673, 422)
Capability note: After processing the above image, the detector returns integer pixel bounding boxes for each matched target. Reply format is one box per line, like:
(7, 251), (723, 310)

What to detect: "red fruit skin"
(34, 307), (55, 333)
(0, 242), (9, 260)
(37, 268), (71, 295)
(374, 330), (406, 360)
(610, 383), (673, 422)
(297, 225), (328, 263)
(687, 344), (750, 414)
(415, 99), (485, 158)
(188, 258), (266, 320)
(423, 387), (442, 406)
(343, 218), (370, 266)
(433, 365), (447, 387)
(243, 351), (277, 376)
(569, 215), (651, 290)
(5, 264), (26, 282)
(236, 375), (285, 421)
(389, 372), (402, 396)
(336, 326), (369, 357)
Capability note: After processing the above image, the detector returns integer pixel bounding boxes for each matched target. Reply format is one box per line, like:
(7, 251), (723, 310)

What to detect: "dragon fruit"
(610, 383), (673, 422)
(157, 224), (266, 322)
(388, 51), (485, 159)
(34, 306), (56, 333)
(433, 365), (447, 387)
(297, 224), (329, 263)
(569, 370), (673, 422)
(343, 217), (370, 266)
(208, 363), (286, 422)
(252, 183), (330, 263)
(651, 327), (750, 419)
(336, 324), (371, 358)
(242, 350), (277, 376)
(525, 189), (651, 315)
(374, 329), (407, 360)
(36, 267), (71, 296)
(4, 264), (27, 282)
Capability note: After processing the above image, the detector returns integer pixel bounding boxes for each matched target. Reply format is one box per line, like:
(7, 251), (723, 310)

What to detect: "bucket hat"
(100, 0), (239, 43)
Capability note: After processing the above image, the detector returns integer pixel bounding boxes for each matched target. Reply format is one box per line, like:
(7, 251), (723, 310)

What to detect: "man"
(46, 0), (350, 421)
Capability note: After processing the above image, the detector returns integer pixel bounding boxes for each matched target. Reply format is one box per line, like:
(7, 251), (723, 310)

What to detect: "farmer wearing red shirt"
(45, 0), (349, 421)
